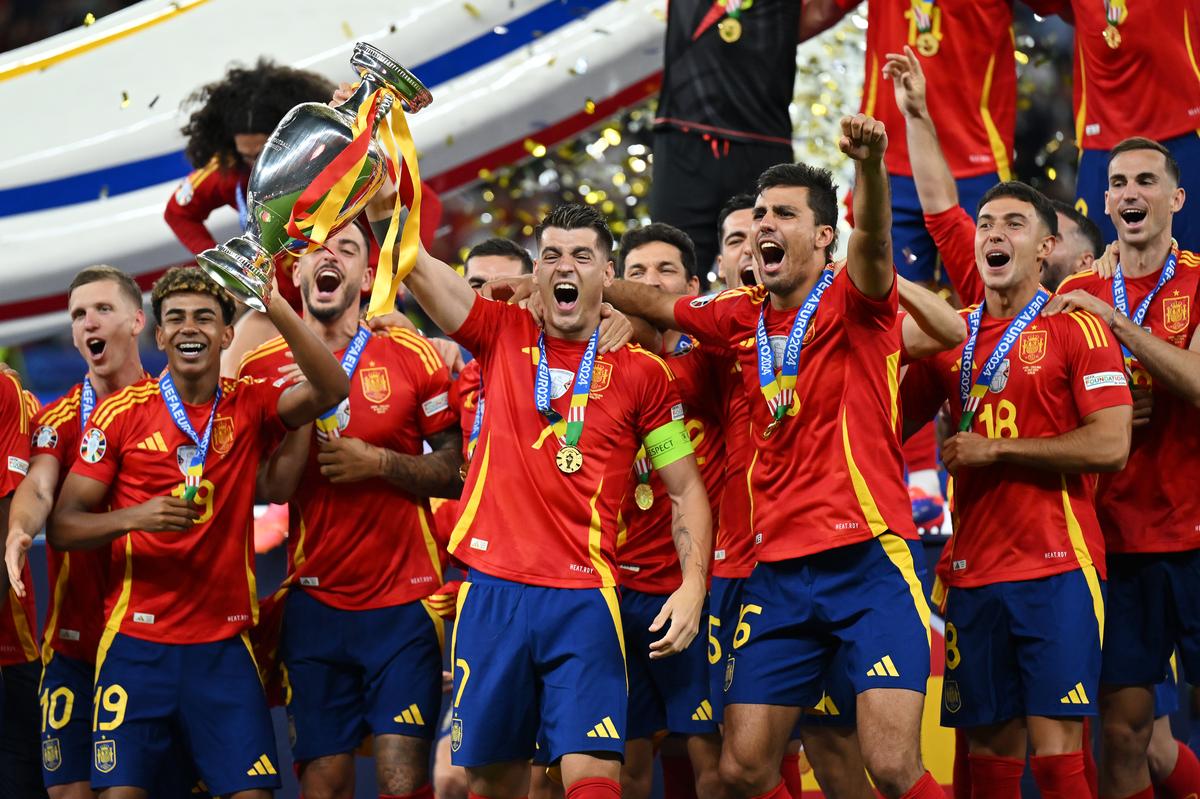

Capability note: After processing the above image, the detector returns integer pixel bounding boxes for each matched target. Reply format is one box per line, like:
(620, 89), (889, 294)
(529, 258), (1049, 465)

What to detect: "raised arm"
(899, 277), (967, 359)
(648, 454), (712, 659)
(603, 280), (686, 333)
(943, 405), (1131, 475)
(841, 114), (895, 299)
(885, 46), (958, 215)
(50, 473), (200, 551)
(267, 295), (351, 429)
(5, 455), (60, 596)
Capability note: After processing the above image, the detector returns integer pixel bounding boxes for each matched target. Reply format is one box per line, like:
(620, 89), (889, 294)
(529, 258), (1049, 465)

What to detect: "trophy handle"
(351, 42), (432, 113)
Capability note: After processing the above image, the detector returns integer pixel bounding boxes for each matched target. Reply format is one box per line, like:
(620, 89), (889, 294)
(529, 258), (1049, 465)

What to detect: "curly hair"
(180, 58), (335, 170)
(151, 267), (236, 325)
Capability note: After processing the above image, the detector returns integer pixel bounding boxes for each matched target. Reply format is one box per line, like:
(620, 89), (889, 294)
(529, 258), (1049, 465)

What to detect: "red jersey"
(453, 358), (484, 459)
(842, 0), (1059, 178)
(617, 342), (726, 595)
(0, 372), (37, 666)
(1056, 249), (1200, 552)
(72, 376), (286, 645)
(448, 298), (685, 588)
(903, 306), (1130, 587)
(1062, 0), (1200, 150)
(674, 271), (916, 560)
(30, 385), (112, 664)
(239, 328), (457, 609)
(926, 205), (985, 303)
(712, 351), (756, 579)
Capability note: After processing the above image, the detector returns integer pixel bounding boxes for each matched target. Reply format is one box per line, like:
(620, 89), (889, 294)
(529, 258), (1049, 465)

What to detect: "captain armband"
(643, 419), (692, 470)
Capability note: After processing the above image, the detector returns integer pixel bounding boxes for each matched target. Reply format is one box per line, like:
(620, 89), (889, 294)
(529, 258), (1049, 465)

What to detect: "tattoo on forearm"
(672, 521), (693, 574)
(378, 447), (464, 499)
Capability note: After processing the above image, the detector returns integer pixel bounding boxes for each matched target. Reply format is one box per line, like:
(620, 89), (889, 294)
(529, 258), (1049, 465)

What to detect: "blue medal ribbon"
(159, 374), (221, 501)
(958, 289), (1051, 432)
(80, 377), (96, 432)
(314, 325), (371, 440)
(535, 327), (600, 448)
(1111, 248), (1177, 362)
(754, 268), (834, 435)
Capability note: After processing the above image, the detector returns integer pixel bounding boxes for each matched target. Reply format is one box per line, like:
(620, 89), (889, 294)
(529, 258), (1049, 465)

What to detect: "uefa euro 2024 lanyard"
(159, 373), (221, 502)
(958, 289), (1050, 432)
(1110, 247), (1177, 367)
(535, 327), (600, 475)
(313, 324), (371, 441)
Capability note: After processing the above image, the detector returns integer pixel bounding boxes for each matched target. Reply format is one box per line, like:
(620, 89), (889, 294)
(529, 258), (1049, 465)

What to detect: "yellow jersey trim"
(1060, 477), (1105, 646)
(449, 436), (491, 554)
(979, 48), (1012, 181)
(587, 481), (616, 586)
(878, 533), (932, 648)
(599, 586), (628, 690)
(95, 536), (134, 677)
(840, 409), (889, 536)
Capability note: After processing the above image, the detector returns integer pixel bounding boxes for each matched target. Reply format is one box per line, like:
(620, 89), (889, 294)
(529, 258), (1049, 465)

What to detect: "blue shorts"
(91, 632), (280, 795)
(622, 588), (715, 739)
(941, 569), (1105, 728)
(724, 534), (931, 710)
(281, 588), (443, 762)
(1077, 131), (1200, 251)
(39, 652), (93, 787)
(1103, 551), (1200, 688)
(891, 172), (999, 284)
(798, 645), (858, 728)
(1155, 657), (1180, 718)
(449, 570), (627, 767)
(707, 576), (743, 724)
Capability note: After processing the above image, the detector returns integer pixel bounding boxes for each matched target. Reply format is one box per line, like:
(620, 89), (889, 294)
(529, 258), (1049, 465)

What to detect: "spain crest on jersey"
(724, 656), (736, 692)
(42, 738), (62, 771)
(943, 680), (962, 713)
(1018, 330), (1048, 365)
(450, 716), (463, 752)
(590, 361), (612, 394)
(94, 739), (117, 773)
(1162, 295), (1190, 334)
(212, 416), (235, 456)
(360, 367), (391, 403)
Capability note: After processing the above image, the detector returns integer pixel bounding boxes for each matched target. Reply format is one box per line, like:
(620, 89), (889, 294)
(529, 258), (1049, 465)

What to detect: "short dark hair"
(1050, 199), (1105, 258)
(617, 223), (698, 279)
(465, 237), (533, 273)
(755, 163), (840, 261)
(68, 265), (143, 312)
(1108, 137), (1181, 186)
(151, 266), (236, 325)
(717, 192), (756, 243)
(977, 181), (1059, 238)
(534, 203), (615, 260)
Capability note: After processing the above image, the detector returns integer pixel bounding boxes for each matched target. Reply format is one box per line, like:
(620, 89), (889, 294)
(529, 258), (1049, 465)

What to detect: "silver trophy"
(197, 43), (432, 312)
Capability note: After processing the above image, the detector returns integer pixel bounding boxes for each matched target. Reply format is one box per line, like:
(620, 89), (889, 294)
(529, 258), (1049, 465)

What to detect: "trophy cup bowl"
(197, 42), (431, 312)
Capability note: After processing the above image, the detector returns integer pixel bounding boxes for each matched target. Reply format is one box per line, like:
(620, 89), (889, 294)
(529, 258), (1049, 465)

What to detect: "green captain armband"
(644, 419), (692, 470)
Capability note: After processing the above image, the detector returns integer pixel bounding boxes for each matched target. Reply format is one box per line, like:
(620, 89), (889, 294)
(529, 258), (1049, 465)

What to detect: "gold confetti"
(341, 21), (354, 38)
(1015, 51), (1029, 65)
(83, 12), (96, 25)
(1047, 167), (1057, 181)
(444, 134), (455, 147)
(120, 91), (130, 108)
(584, 99), (597, 115)
(463, 2), (481, 18)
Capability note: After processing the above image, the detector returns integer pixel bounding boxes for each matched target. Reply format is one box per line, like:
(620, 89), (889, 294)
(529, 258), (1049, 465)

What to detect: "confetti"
(584, 99), (597, 115)
(463, 3), (481, 18)
(120, 91), (130, 108)
(83, 12), (96, 26)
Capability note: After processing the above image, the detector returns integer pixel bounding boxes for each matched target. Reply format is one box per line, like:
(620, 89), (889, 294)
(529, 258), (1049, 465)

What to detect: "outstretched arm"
(841, 114), (895, 299)
(5, 455), (60, 596)
(603, 280), (686, 333)
(900, 278), (967, 359)
(649, 454), (712, 659)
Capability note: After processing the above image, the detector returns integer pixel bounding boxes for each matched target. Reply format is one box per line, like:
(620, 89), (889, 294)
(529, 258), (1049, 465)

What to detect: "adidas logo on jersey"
(691, 700), (714, 721)
(246, 754), (277, 776)
(866, 656), (900, 678)
(393, 704), (426, 726)
(585, 716), (620, 739)
(1060, 682), (1091, 705)
(136, 432), (168, 452)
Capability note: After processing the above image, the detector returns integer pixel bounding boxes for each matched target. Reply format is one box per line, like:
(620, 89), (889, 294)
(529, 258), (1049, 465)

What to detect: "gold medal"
(635, 482), (654, 511)
(1103, 23), (1121, 49)
(718, 17), (741, 43)
(556, 445), (583, 474)
(761, 419), (780, 440)
(915, 31), (939, 56)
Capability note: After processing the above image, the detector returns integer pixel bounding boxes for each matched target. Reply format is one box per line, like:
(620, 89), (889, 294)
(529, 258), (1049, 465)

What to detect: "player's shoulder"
(90, 377), (159, 430)
(1050, 309), (1113, 351)
(36, 384), (84, 429)
(1056, 269), (1106, 293)
(1176, 248), (1200, 269)
(685, 285), (765, 312)
(618, 343), (675, 381)
(237, 334), (288, 375)
(380, 327), (449, 374)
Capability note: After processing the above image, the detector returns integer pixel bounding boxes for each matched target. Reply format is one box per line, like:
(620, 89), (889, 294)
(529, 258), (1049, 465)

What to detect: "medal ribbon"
(80, 377), (96, 432)
(1111, 247), (1177, 364)
(911, 0), (936, 31)
(1104, 0), (1127, 25)
(958, 289), (1051, 432)
(314, 325), (371, 440)
(159, 374), (221, 498)
(673, 334), (694, 355)
(691, 0), (745, 40)
(467, 395), (484, 461)
(754, 268), (835, 424)
(632, 446), (652, 485)
(534, 327), (600, 448)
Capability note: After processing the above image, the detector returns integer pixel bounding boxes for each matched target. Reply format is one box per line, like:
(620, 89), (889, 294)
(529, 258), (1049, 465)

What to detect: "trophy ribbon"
(367, 101), (424, 319)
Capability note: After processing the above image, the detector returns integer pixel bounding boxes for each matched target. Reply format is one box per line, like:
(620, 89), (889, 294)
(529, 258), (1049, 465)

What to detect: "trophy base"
(197, 237), (274, 314)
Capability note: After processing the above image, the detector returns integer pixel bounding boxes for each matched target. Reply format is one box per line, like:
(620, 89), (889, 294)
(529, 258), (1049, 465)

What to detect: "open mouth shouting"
(1118, 206), (1148, 233)
(313, 265), (345, 303)
(984, 248), (1012, 271)
(552, 280), (580, 312)
(758, 238), (785, 275)
(85, 336), (107, 362)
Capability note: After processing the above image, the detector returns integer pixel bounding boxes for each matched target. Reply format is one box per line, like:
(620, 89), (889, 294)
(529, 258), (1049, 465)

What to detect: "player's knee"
(619, 766), (653, 799)
(300, 764), (355, 799)
(718, 747), (773, 796)
(861, 749), (921, 798)
(434, 765), (470, 799)
(1101, 714), (1154, 759)
(695, 765), (726, 799)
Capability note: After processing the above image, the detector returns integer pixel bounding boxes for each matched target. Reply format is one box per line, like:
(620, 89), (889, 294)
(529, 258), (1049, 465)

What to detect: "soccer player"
(902, 181), (1132, 798)
(0, 366), (34, 798)
(1043, 138), (1200, 799)
(399, 202), (711, 799)
(604, 115), (941, 799)
(238, 217), (463, 799)
(1052, 0), (1200, 248)
(716, 194), (757, 291)
(4, 267), (148, 799)
(614, 223), (725, 799)
(49, 266), (349, 799)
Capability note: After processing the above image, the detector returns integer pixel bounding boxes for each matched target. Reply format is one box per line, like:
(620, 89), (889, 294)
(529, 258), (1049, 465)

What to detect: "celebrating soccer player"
(239, 217), (463, 799)
(4, 267), (149, 799)
(399, 203), (711, 799)
(1046, 137), (1200, 799)
(902, 181), (1132, 798)
(603, 114), (941, 799)
(49, 266), (349, 799)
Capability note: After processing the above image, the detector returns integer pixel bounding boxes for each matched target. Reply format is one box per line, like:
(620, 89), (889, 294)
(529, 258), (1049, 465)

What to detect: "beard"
(301, 279), (358, 322)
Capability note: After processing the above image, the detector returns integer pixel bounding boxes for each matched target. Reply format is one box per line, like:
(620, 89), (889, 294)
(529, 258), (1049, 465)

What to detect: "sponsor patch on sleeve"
(422, 392), (450, 417)
(1082, 371), (1127, 391)
(8, 456), (28, 475)
(79, 428), (107, 463)
(670, 403), (685, 421)
(32, 424), (58, 450)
